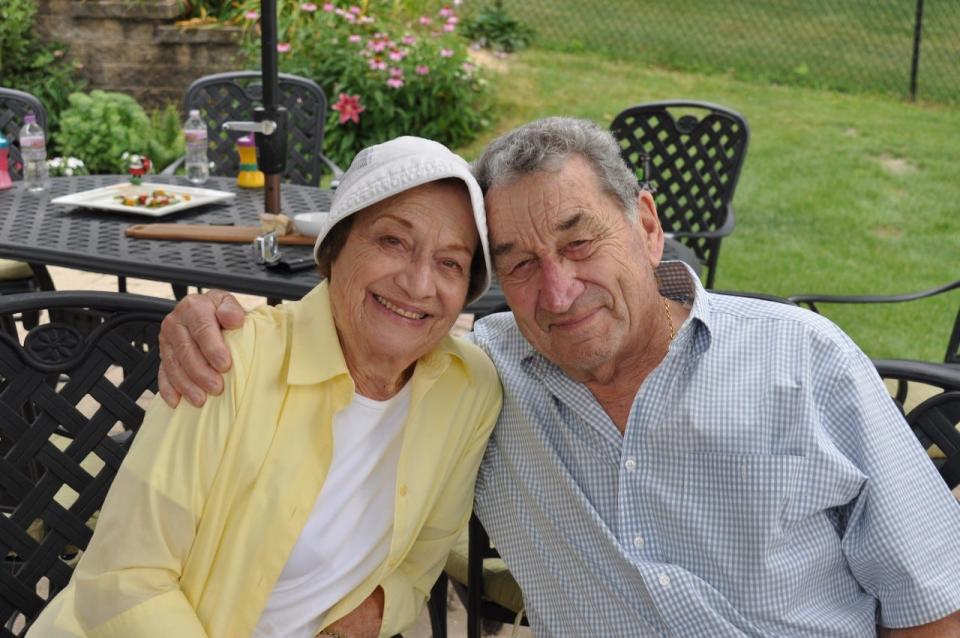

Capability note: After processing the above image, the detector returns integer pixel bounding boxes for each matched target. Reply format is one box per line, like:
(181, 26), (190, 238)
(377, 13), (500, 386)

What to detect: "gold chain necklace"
(661, 294), (676, 342)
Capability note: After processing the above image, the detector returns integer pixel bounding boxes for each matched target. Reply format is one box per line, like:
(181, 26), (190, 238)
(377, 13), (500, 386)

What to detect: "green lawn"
(474, 0), (960, 104)
(456, 49), (960, 362)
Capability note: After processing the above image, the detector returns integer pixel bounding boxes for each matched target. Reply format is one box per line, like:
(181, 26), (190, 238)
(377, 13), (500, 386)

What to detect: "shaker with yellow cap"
(236, 134), (264, 189)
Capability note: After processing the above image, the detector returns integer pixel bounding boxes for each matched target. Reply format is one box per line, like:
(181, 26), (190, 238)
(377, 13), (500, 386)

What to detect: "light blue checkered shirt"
(470, 261), (960, 636)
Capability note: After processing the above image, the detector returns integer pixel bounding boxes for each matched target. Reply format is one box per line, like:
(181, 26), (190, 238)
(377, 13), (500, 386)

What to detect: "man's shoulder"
(471, 310), (526, 354)
(705, 291), (859, 355)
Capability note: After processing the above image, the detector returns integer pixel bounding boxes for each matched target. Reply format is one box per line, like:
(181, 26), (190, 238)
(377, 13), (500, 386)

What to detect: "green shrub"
(145, 103), (187, 173)
(460, 1), (535, 53)
(236, 0), (493, 168)
(0, 0), (86, 151)
(55, 91), (151, 174)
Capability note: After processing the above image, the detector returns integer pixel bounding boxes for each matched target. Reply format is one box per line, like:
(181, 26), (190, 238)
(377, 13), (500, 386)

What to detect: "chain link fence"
(464, 0), (959, 104)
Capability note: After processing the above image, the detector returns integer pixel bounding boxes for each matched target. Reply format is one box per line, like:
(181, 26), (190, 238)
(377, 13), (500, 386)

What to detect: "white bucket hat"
(313, 136), (491, 304)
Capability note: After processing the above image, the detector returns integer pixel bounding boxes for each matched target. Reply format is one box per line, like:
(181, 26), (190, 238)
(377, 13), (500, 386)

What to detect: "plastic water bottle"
(184, 109), (210, 184)
(19, 114), (49, 192)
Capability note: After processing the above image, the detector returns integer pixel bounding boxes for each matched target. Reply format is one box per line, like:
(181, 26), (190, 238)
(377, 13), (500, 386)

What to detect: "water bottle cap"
(24, 114), (37, 125)
(189, 109), (200, 118)
(237, 135), (256, 147)
(0, 134), (8, 149)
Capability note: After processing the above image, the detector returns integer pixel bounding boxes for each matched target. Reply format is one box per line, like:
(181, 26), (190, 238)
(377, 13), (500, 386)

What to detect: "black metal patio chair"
(0, 88), (57, 324)
(0, 291), (173, 636)
(162, 71), (343, 187)
(610, 101), (750, 288)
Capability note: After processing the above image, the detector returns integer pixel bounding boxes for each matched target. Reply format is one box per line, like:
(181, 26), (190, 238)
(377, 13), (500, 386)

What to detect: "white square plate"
(51, 182), (236, 217)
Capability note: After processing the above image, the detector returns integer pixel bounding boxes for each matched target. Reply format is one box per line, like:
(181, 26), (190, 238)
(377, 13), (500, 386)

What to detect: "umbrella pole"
(255, 0), (286, 215)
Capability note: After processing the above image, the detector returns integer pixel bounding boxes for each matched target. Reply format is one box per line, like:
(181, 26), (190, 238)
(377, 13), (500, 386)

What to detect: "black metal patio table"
(0, 175), (699, 316)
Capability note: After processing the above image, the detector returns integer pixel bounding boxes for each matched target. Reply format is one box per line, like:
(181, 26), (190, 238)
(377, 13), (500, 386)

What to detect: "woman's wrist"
(316, 631), (346, 638)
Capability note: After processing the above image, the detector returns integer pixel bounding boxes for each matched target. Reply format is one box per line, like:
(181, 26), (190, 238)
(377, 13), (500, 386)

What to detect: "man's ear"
(635, 191), (664, 266)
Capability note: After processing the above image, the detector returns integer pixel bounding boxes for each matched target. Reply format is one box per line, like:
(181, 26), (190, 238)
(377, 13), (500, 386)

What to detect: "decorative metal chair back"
(610, 101), (749, 288)
(0, 292), (173, 636)
(184, 71), (331, 186)
(873, 360), (960, 490)
(0, 88), (48, 182)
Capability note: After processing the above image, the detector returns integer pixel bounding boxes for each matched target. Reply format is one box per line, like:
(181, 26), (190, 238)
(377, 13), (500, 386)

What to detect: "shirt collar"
(656, 260), (713, 349)
(287, 281), (469, 386)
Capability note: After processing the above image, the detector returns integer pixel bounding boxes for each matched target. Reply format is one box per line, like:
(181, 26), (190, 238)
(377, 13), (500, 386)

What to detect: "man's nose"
(538, 258), (584, 313)
(395, 256), (436, 299)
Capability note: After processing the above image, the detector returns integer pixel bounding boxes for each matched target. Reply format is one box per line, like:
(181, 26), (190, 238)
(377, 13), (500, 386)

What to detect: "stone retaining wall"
(35, 0), (243, 106)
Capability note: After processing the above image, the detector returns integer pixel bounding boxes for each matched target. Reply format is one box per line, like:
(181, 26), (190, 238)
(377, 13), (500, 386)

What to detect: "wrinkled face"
(329, 180), (479, 370)
(486, 154), (664, 380)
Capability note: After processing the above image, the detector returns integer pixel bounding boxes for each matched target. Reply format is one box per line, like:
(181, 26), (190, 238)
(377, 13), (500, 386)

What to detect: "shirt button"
(658, 573), (671, 588)
(632, 535), (644, 549)
(399, 484), (408, 496)
(624, 457), (637, 472)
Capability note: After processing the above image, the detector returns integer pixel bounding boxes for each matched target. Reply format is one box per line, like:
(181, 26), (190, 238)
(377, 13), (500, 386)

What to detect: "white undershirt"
(253, 383), (412, 638)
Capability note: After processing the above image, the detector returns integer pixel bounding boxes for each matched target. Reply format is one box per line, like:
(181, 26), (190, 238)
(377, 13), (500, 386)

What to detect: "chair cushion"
(0, 259), (34, 281)
(445, 526), (525, 613)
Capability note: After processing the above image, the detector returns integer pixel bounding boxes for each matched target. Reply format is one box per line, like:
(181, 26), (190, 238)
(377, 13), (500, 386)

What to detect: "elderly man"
(158, 118), (960, 637)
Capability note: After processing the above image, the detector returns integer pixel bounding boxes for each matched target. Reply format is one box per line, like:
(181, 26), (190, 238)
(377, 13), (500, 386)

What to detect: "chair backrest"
(873, 360), (960, 490)
(0, 291), (173, 635)
(0, 88), (49, 182)
(610, 101), (749, 288)
(183, 71), (329, 186)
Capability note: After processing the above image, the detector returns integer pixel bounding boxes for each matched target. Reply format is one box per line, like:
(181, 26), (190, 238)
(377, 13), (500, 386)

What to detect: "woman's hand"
(318, 587), (384, 638)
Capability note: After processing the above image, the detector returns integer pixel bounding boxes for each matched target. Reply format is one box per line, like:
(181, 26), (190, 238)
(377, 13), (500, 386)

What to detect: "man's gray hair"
(473, 117), (640, 220)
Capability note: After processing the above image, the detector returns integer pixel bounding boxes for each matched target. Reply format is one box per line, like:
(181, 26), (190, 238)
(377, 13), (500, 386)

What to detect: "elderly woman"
(28, 137), (502, 638)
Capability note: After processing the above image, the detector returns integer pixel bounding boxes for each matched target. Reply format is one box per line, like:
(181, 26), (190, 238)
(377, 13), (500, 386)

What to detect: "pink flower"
(348, 34), (362, 43)
(323, 2), (334, 10)
(442, 23), (455, 32)
(415, 65), (430, 75)
(386, 78), (405, 89)
(300, 2), (317, 11)
(358, 15), (374, 24)
(453, 0), (462, 5)
(440, 48), (454, 58)
(447, 15), (459, 25)
(402, 35), (416, 45)
(370, 39), (387, 52)
(389, 50), (406, 61)
(418, 16), (432, 25)
(439, 7), (454, 18)
(331, 93), (365, 125)
(349, 5), (361, 13)
(389, 66), (404, 78)
(245, 10), (259, 19)
(277, 42), (291, 53)
(367, 58), (387, 71)
(462, 62), (476, 72)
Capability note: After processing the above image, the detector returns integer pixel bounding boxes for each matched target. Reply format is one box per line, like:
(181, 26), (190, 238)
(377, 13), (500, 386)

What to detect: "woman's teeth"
(374, 294), (426, 320)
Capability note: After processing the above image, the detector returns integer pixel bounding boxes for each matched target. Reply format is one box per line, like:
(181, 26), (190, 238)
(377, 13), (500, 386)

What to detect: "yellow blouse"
(29, 282), (502, 638)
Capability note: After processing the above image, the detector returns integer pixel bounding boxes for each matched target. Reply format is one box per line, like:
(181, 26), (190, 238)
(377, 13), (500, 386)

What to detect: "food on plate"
(114, 189), (191, 209)
(258, 212), (293, 235)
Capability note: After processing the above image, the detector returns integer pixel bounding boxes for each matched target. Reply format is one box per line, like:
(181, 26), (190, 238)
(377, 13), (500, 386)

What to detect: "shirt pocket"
(658, 453), (806, 613)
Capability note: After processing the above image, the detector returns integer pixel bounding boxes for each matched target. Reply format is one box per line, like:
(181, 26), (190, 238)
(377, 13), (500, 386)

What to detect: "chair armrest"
(873, 359), (960, 390)
(668, 203), (736, 241)
(788, 279), (960, 311)
(318, 153), (344, 189)
(160, 156), (185, 176)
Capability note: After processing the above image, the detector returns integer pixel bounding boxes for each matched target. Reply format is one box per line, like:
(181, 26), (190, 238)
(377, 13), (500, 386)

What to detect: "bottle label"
(21, 135), (45, 150)
(184, 130), (207, 143)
